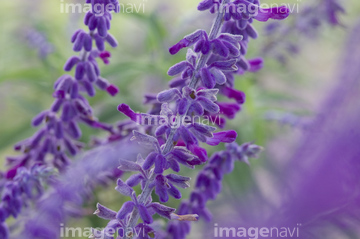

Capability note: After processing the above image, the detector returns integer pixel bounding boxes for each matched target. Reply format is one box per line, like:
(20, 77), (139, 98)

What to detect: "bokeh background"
(1, 0), (360, 238)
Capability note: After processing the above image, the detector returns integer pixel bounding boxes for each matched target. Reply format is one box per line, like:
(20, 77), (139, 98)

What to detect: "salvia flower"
(5, 0), (120, 177)
(3, 0), (290, 238)
(1, 1), (122, 237)
(163, 142), (263, 239)
(16, 139), (143, 239)
(23, 28), (54, 59)
(92, 1), (288, 238)
(0, 165), (53, 234)
(262, 0), (345, 62)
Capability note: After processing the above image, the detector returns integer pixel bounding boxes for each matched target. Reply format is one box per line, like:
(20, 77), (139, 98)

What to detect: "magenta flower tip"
(106, 85), (118, 96)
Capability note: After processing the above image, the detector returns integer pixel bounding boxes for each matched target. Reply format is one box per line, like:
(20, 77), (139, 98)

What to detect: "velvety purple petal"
(157, 88), (181, 103)
(115, 179), (134, 197)
(138, 204), (153, 224)
(168, 61), (191, 76)
(125, 174), (144, 187)
(197, 96), (219, 114)
(116, 201), (135, 220)
(154, 154), (166, 174)
(206, 130), (237, 146)
(200, 67), (216, 89)
(94, 203), (117, 220)
(143, 152), (157, 170)
(64, 56), (80, 71)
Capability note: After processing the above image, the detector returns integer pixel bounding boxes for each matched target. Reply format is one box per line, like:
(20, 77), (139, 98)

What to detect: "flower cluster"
(19, 139), (145, 239)
(23, 28), (54, 59)
(0, 165), (53, 238)
(5, 0), (120, 178)
(1, 1), (121, 237)
(159, 0), (290, 128)
(262, 0), (344, 63)
(94, 1), (289, 238)
(164, 142), (263, 238)
(92, 125), (236, 238)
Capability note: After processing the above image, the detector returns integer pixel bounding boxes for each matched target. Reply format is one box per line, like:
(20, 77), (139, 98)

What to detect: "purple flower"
(0, 223), (9, 239)
(217, 102), (241, 119)
(255, 6), (291, 22)
(206, 130), (237, 146)
(94, 203), (117, 220)
(324, 0), (345, 26)
(0, 165), (53, 227)
(88, 0), (289, 238)
(164, 142), (263, 238)
(220, 86), (246, 104)
(23, 28), (54, 59)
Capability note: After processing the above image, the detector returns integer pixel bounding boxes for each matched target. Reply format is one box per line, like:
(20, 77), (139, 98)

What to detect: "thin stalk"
(124, 2), (229, 237)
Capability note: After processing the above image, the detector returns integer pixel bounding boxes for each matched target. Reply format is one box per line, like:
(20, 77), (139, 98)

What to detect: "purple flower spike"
(1, 0), (121, 231)
(90, 0), (291, 236)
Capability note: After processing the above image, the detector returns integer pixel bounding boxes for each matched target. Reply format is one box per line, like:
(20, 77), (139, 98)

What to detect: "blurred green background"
(1, 0), (360, 238)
